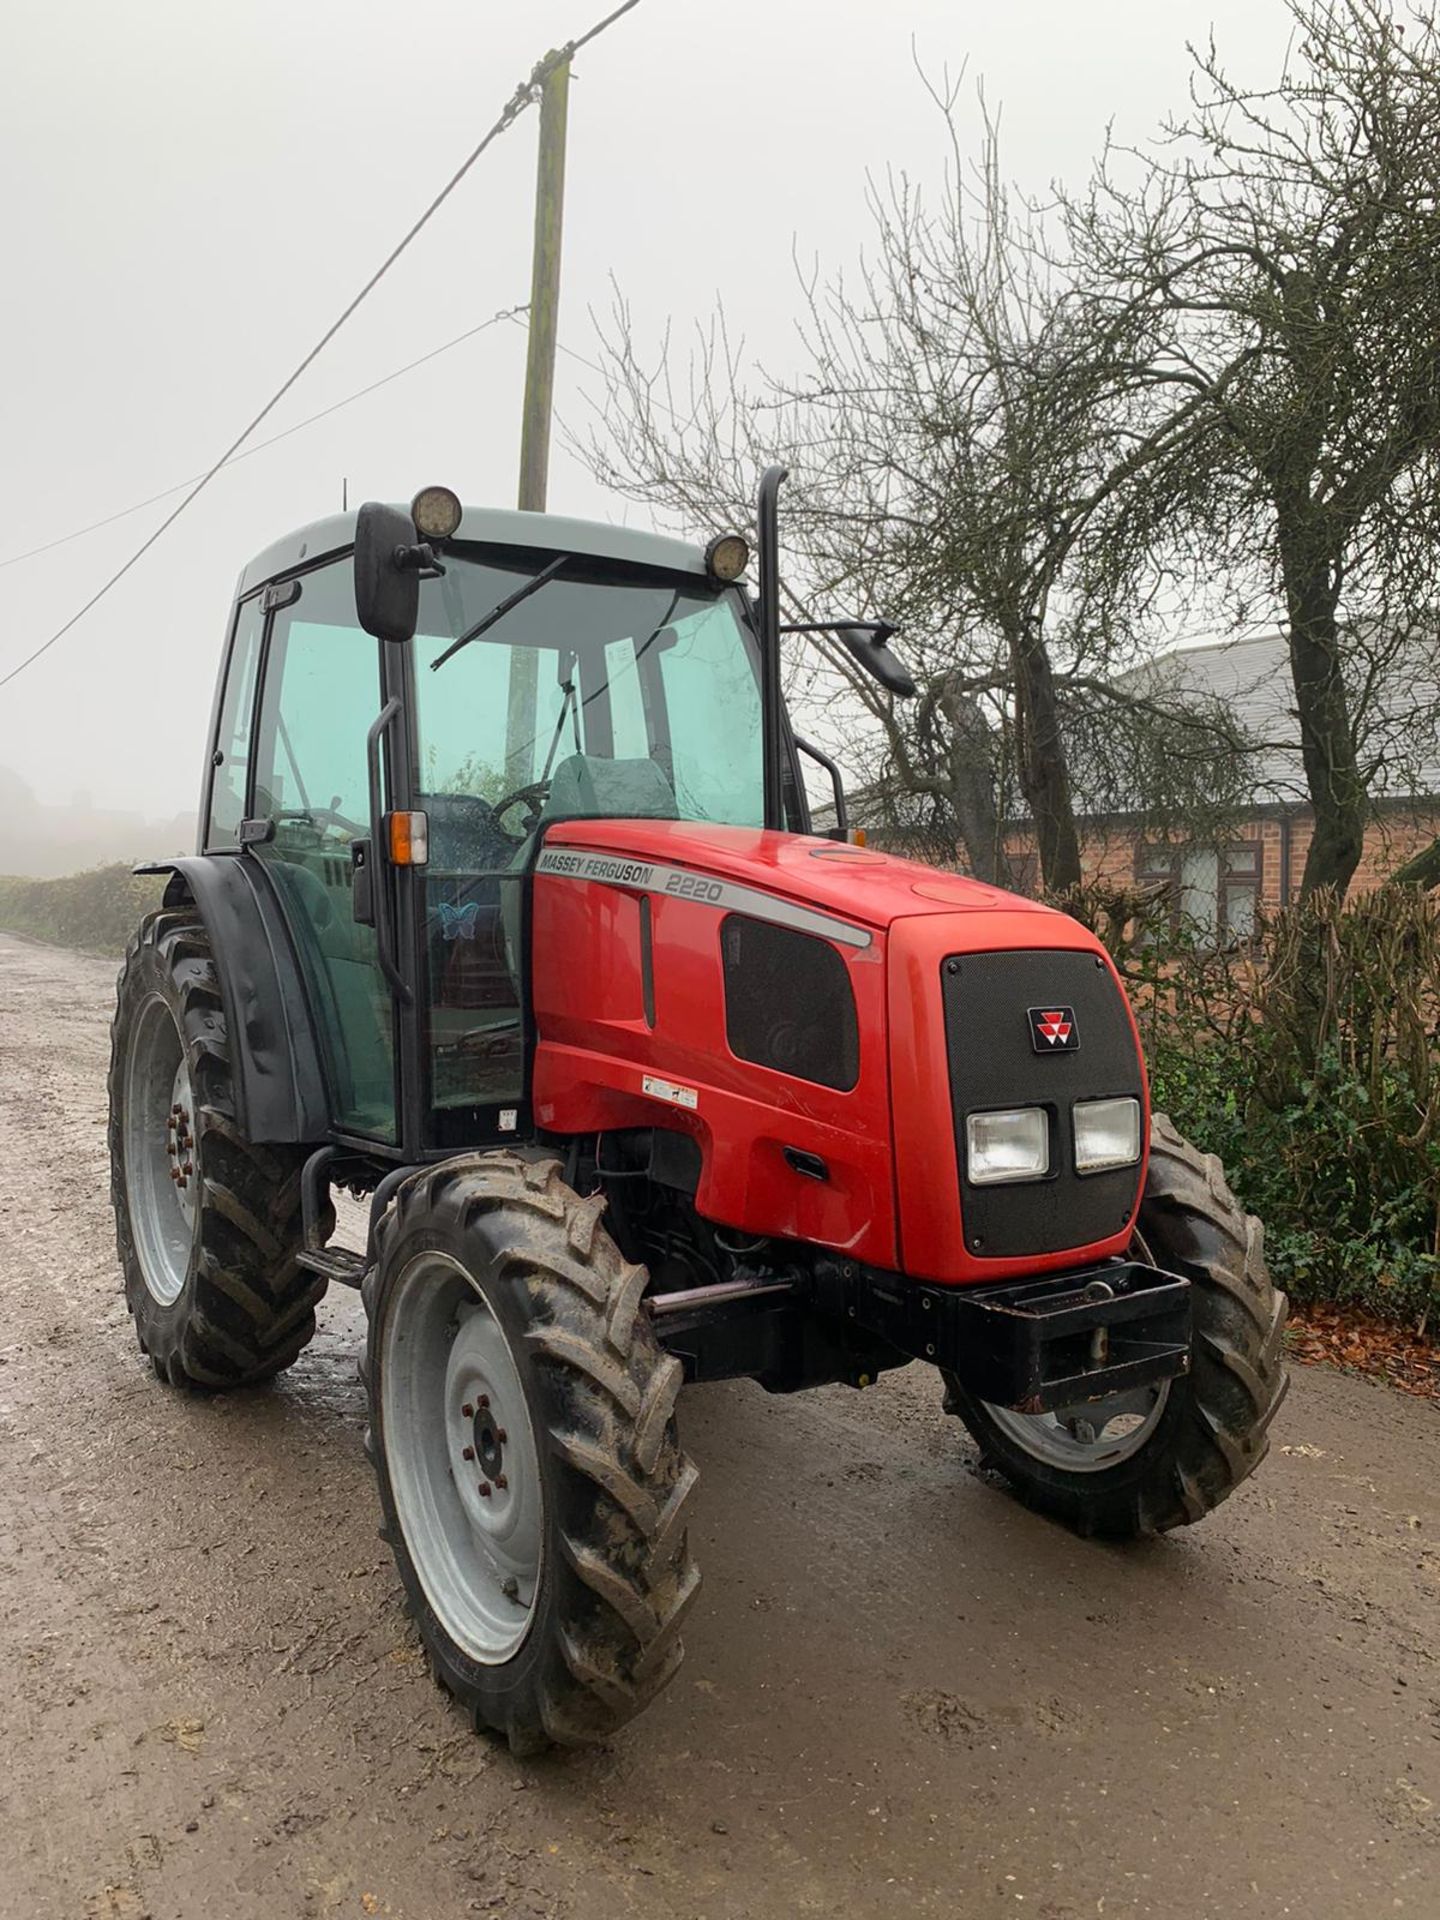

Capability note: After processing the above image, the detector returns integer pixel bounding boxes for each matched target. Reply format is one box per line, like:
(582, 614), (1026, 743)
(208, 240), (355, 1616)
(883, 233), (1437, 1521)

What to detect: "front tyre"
(943, 1113), (1288, 1538)
(108, 907), (329, 1388)
(363, 1153), (700, 1753)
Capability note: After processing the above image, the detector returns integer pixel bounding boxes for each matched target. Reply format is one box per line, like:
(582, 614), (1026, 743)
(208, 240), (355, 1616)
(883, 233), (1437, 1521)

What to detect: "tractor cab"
(203, 492), (802, 1159)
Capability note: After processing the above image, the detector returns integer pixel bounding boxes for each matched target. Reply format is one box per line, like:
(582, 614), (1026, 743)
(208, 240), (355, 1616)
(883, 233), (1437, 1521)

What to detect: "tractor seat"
(497, 752), (679, 976)
(541, 752), (679, 824)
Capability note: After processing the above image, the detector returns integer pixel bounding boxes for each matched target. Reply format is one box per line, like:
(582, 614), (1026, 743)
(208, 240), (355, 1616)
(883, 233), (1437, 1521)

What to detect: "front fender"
(137, 853), (329, 1144)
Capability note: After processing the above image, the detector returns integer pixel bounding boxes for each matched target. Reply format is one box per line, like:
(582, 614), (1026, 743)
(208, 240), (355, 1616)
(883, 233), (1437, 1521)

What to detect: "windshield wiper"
(429, 553), (571, 672)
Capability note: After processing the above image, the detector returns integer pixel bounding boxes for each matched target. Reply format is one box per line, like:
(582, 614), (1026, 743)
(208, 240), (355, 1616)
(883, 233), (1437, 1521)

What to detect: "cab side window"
(249, 561), (396, 1141)
(205, 595), (264, 850)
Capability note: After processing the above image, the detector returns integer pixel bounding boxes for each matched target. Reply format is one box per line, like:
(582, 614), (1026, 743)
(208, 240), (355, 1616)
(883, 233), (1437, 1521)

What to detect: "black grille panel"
(941, 949), (1145, 1259)
(722, 914), (859, 1091)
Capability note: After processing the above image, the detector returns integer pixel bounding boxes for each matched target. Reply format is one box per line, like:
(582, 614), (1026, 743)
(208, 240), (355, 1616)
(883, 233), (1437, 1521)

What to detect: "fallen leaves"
(1286, 1306), (1439, 1401)
(155, 1718), (205, 1753)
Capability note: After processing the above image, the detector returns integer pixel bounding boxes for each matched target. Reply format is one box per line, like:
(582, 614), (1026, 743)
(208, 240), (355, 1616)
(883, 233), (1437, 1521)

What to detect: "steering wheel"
(489, 780), (551, 841)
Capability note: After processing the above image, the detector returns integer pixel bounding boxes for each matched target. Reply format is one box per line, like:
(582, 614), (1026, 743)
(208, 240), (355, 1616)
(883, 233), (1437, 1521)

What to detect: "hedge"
(0, 865), (165, 956)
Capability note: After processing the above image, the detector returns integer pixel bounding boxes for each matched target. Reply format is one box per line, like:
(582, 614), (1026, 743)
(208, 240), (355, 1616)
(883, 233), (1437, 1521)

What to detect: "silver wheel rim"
(380, 1252), (543, 1664)
(983, 1380), (1170, 1472)
(123, 995), (197, 1307)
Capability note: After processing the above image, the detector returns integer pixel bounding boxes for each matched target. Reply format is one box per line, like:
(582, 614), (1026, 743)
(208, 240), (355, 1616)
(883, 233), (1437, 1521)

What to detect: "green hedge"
(0, 865), (164, 956)
(1065, 880), (1440, 1329)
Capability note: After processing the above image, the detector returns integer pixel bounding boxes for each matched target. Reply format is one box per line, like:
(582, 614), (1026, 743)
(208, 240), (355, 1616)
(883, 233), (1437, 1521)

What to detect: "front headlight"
(965, 1107), (1049, 1185)
(1074, 1096), (1142, 1174)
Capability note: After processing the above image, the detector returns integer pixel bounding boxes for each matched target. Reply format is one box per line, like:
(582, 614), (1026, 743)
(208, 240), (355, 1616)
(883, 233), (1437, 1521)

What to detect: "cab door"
(248, 559), (399, 1143)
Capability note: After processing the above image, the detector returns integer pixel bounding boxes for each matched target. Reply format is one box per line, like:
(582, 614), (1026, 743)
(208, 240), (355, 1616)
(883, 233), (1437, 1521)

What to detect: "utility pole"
(506, 52), (571, 786)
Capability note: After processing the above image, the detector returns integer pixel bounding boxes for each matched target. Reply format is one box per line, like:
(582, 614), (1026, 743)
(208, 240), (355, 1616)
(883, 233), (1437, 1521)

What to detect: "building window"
(1136, 840), (1261, 941)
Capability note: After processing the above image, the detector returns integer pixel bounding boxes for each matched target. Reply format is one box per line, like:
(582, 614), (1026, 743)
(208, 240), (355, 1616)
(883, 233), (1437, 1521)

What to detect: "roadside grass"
(0, 865), (165, 956)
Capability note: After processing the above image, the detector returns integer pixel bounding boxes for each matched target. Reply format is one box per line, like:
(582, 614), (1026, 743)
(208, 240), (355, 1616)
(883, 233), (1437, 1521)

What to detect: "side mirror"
(781, 617), (918, 698)
(354, 502), (421, 644)
(836, 622), (917, 699)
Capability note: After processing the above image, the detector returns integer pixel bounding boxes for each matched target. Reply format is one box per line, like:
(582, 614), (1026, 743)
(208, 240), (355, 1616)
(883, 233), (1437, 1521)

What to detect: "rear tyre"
(363, 1152), (699, 1753)
(108, 906), (331, 1388)
(943, 1112), (1288, 1538)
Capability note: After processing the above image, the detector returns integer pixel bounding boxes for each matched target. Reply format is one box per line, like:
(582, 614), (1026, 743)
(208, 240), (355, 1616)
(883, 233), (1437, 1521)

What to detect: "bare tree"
(579, 79), (1249, 890)
(1067, 0), (1440, 896)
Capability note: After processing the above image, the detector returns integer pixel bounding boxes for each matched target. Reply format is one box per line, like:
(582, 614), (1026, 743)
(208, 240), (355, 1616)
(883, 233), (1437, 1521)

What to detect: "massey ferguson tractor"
(109, 472), (1287, 1753)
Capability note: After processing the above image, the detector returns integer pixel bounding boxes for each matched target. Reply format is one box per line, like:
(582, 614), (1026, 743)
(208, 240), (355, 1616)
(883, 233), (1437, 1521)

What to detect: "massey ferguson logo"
(1029, 1006), (1079, 1052)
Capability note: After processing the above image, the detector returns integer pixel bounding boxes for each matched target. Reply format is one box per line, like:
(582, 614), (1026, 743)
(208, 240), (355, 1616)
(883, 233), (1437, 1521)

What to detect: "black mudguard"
(137, 854), (329, 1145)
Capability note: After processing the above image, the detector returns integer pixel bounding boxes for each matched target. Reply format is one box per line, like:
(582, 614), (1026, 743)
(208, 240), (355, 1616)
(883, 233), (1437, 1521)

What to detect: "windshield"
(412, 546), (763, 839)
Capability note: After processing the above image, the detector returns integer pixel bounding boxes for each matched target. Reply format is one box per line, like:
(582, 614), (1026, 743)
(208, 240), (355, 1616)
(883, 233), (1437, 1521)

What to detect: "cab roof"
(234, 505), (712, 599)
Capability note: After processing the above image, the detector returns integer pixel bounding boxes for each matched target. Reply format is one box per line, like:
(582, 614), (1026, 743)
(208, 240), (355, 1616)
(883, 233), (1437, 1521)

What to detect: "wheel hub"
(470, 1401), (507, 1485)
(165, 1070), (195, 1199)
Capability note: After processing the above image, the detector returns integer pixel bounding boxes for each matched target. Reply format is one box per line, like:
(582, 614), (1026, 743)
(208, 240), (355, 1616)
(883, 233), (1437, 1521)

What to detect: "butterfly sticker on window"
(438, 900), (480, 942)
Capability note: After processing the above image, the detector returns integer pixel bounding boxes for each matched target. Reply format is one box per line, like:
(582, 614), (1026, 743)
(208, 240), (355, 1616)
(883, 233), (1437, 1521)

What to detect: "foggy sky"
(0, 0), (1296, 825)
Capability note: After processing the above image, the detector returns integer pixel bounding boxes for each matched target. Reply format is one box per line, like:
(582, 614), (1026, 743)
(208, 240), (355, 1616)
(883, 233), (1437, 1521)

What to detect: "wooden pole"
(518, 54), (570, 514)
(507, 54), (571, 785)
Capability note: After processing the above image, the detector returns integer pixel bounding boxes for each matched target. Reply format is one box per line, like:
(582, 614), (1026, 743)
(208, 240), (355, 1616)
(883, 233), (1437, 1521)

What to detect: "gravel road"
(1, 930), (1436, 1920)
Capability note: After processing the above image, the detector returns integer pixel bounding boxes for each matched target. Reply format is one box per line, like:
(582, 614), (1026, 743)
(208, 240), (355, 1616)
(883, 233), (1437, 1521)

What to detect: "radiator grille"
(941, 949), (1145, 1259)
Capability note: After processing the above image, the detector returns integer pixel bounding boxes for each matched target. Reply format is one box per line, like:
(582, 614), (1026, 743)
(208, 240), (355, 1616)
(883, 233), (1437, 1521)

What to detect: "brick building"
(831, 632), (1440, 927)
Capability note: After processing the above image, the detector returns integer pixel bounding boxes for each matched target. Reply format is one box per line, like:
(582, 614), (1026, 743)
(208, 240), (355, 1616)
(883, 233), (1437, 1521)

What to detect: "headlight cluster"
(964, 1097), (1142, 1186)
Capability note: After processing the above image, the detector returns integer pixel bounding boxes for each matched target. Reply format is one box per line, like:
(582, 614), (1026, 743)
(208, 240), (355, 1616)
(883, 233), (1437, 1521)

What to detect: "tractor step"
(297, 1246), (369, 1289)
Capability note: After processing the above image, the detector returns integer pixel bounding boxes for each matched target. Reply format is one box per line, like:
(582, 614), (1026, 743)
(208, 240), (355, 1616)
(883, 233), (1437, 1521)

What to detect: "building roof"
(234, 505), (710, 599)
(1125, 628), (1440, 803)
(814, 624), (1440, 838)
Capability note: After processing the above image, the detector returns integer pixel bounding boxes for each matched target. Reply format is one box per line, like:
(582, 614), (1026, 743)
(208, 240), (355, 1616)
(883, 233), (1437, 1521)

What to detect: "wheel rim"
(380, 1252), (543, 1665)
(123, 995), (197, 1307)
(982, 1380), (1170, 1472)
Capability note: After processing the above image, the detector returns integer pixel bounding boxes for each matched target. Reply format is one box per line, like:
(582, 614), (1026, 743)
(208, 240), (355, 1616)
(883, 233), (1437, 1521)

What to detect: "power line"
(0, 0), (643, 695)
(0, 305), (529, 573)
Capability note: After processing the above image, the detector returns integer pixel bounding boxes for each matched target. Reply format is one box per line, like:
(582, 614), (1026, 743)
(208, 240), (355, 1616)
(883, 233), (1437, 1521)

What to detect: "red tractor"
(109, 472), (1286, 1753)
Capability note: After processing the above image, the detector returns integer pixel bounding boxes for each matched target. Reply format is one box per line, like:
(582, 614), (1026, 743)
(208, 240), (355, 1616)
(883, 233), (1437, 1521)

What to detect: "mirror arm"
(393, 540), (446, 580)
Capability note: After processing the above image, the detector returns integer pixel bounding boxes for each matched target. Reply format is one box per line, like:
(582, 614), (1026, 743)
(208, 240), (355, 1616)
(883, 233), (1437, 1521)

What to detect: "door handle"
(366, 698), (413, 1006)
(351, 839), (374, 927)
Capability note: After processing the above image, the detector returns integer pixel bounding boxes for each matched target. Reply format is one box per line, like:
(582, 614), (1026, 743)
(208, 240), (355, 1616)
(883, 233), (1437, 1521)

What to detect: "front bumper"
(650, 1257), (1191, 1409)
(844, 1259), (1191, 1413)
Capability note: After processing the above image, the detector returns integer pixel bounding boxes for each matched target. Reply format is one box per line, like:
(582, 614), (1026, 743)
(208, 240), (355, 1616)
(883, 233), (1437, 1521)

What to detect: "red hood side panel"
(530, 852), (901, 1268)
(543, 819), (1064, 934)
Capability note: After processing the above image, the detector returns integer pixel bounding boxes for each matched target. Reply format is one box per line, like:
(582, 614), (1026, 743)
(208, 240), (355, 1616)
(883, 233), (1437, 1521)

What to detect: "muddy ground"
(0, 930), (1436, 1919)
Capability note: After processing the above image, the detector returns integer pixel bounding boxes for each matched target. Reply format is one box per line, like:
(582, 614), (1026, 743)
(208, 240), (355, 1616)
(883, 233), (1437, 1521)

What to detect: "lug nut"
(495, 1429), (508, 1445)
(477, 1394), (490, 1410)
(501, 1576), (519, 1601)
(477, 1482), (492, 1497)
(494, 1474), (508, 1491)
(461, 1402), (474, 1419)
(462, 1445), (474, 1461)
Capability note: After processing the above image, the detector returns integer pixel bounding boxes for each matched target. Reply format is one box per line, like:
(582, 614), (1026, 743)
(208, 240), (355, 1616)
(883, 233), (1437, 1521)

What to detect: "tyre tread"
(366, 1151), (698, 1753)
(108, 906), (330, 1389)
